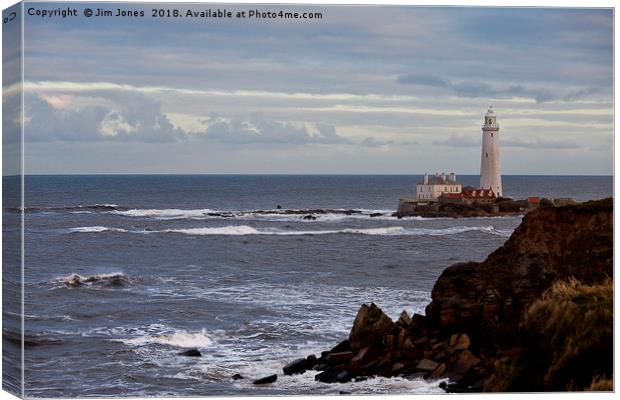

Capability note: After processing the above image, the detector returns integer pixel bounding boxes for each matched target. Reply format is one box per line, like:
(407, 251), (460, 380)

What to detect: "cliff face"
(425, 198), (613, 347)
(424, 198), (613, 390)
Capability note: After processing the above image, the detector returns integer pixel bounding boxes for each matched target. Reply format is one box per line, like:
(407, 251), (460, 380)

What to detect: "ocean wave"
(66, 225), (513, 237)
(57, 272), (132, 288)
(117, 329), (213, 348)
(110, 207), (398, 222)
(68, 226), (128, 233)
(9, 204), (124, 213)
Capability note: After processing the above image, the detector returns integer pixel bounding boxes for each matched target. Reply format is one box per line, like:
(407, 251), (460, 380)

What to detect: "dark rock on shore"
(178, 349), (202, 357)
(283, 358), (309, 375)
(231, 373), (244, 380)
(291, 198), (613, 392)
(253, 374), (277, 385)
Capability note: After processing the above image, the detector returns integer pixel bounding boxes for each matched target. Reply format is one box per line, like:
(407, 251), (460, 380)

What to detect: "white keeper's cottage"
(416, 173), (462, 201)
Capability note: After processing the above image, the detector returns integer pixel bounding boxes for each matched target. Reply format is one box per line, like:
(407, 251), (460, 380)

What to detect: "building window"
(486, 153), (488, 158)
(491, 133), (493, 138)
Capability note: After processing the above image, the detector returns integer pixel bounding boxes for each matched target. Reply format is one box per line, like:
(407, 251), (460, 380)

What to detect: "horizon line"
(5, 173), (614, 177)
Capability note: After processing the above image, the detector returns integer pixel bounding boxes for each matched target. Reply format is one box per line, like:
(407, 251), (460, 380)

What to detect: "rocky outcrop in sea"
(278, 198), (613, 392)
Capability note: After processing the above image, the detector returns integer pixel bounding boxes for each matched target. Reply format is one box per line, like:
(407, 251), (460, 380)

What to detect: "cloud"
(23, 92), (348, 146)
(24, 92), (186, 143)
(396, 74), (601, 103)
(433, 132), (479, 147)
(201, 115), (348, 145)
(502, 138), (582, 150)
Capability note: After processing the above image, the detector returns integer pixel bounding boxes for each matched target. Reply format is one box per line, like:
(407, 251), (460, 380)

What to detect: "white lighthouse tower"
(480, 106), (502, 197)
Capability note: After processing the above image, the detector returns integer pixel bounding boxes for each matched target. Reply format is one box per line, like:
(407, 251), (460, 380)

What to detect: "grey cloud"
(360, 137), (394, 147)
(359, 137), (417, 147)
(502, 138), (582, 150)
(24, 92), (348, 146)
(395, 74), (450, 88)
(433, 132), (479, 147)
(25, 92), (186, 143)
(396, 74), (600, 103)
(202, 116), (348, 145)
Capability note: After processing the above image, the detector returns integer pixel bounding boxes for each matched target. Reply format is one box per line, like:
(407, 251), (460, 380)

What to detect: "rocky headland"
(273, 198), (613, 392)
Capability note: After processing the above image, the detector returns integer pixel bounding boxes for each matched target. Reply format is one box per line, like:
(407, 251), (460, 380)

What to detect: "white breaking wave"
(68, 226), (127, 233)
(117, 329), (213, 348)
(66, 225), (513, 237)
(112, 208), (218, 219)
(109, 207), (399, 222)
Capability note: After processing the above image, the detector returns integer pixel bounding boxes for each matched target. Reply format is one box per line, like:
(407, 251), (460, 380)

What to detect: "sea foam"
(118, 329), (214, 348)
(65, 225), (513, 237)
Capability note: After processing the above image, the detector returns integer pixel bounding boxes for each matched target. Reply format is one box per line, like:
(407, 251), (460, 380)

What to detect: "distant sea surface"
(9, 175), (612, 397)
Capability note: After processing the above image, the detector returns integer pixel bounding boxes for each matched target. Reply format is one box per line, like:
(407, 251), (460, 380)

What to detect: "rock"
(315, 367), (350, 383)
(314, 363), (329, 371)
(253, 374), (277, 385)
(336, 370), (352, 383)
(397, 310), (411, 327)
(302, 215), (317, 220)
(306, 354), (318, 369)
(369, 213), (383, 218)
(350, 346), (372, 364)
(414, 336), (429, 346)
(178, 349), (202, 357)
(426, 363), (446, 380)
(325, 351), (355, 364)
(231, 373), (244, 380)
(283, 358), (308, 375)
(392, 362), (405, 371)
(453, 333), (470, 350)
(452, 350), (481, 375)
(349, 303), (396, 351)
(417, 359), (440, 372)
(329, 339), (351, 353)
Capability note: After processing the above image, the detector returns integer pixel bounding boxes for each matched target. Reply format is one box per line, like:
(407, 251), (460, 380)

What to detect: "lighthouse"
(480, 106), (502, 197)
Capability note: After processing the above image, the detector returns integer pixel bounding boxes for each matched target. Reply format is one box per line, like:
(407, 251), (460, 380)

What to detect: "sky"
(4, 3), (614, 174)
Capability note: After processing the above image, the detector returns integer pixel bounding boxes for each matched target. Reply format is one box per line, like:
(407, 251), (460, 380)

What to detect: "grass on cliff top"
(567, 197), (613, 211)
(523, 278), (613, 391)
(488, 278), (612, 392)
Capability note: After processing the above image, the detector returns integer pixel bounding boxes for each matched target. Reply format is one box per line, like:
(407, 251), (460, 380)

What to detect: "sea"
(3, 175), (612, 397)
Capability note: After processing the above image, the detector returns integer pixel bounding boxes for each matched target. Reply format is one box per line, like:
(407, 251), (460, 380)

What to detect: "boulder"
(178, 349), (202, 357)
(253, 374), (277, 385)
(283, 358), (308, 375)
(417, 359), (440, 372)
(452, 333), (471, 351)
(349, 303), (396, 351)
(451, 350), (481, 375)
(397, 310), (412, 327)
(329, 339), (351, 353)
(325, 351), (355, 364)
(426, 363), (446, 380)
(315, 367), (351, 383)
(231, 373), (244, 380)
(305, 354), (318, 369)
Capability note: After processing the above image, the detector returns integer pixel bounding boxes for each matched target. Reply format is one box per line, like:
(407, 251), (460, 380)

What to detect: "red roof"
(440, 193), (464, 199)
(528, 197), (541, 203)
(462, 188), (496, 198)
